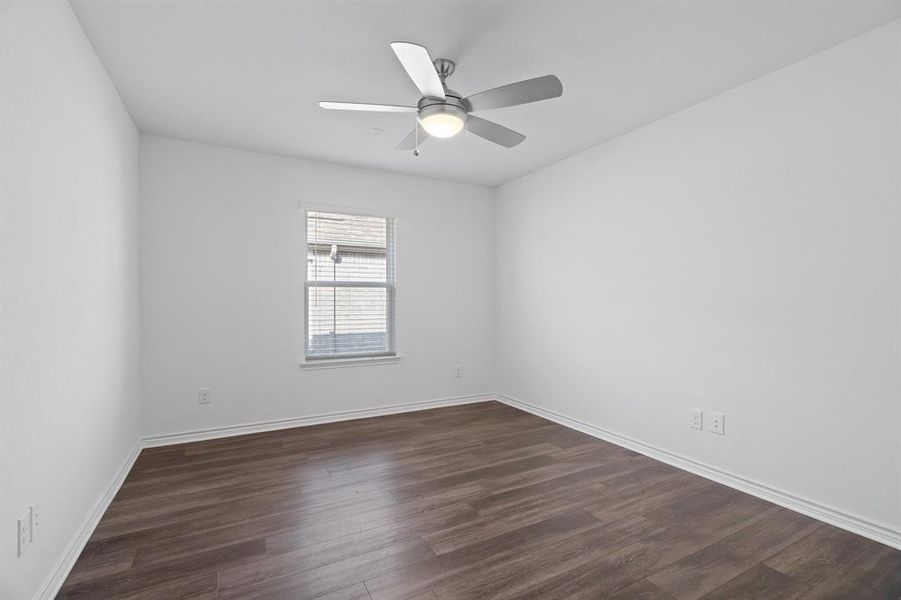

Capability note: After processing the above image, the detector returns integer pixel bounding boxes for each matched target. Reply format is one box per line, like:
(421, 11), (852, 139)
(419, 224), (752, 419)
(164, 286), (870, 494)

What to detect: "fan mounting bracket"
(432, 58), (456, 81)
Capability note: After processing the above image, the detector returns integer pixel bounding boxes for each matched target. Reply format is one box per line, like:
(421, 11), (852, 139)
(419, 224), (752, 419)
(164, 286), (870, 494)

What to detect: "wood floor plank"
(798, 543), (901, 599)
(390, 454), (560, 502)
(219, 538), (433, 600)
(607, 579), (678, 599)
(58, 566), (219, 600)
(764, 522), (874, 588)
(699, 564), (808, 599)
(219, 502), (476, 591)
(58, 401), (901, 599)
(313, 583), (372, 600)
(485, 491), (780, 600)
(647, 508), (821, 599)
(422, 484), (606, 555)
(60, 543), (136, 587)
(364, 510), (607, 600)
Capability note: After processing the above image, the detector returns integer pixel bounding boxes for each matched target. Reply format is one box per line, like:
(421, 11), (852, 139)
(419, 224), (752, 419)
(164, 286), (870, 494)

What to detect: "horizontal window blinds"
(305, 210), (396, 359)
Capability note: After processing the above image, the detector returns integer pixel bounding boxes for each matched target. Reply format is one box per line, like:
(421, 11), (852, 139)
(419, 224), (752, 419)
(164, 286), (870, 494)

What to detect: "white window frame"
(301, 205), (399, 367)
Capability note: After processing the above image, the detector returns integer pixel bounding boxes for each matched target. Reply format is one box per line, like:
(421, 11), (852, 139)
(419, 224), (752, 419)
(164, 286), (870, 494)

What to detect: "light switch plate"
(198, 387), (211, 405)
(17, 514), (31, 556)
(690, 408), (703, 430)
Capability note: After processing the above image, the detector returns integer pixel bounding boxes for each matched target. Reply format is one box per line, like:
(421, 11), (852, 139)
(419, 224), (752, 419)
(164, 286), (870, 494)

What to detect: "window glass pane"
(307, 286), (390, 355)
(307, 212), (388, 283)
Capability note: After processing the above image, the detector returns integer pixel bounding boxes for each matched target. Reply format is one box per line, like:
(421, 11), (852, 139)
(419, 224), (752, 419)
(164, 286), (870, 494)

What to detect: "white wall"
(0, 1), (141, 598)
(2, 7), (897, 597)
(139, 135), (495, 437)
(496, 21), (901, 539)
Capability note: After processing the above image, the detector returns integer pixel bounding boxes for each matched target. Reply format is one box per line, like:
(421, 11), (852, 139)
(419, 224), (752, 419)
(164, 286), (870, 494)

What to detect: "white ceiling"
(71, 1), (901, 186)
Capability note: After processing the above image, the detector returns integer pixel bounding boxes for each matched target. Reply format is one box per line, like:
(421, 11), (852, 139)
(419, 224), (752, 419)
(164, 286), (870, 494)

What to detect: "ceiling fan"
(319, 42), (563, 152)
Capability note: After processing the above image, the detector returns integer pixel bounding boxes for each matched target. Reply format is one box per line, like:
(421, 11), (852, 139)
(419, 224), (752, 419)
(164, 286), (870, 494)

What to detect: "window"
(305, 210), (396, 360)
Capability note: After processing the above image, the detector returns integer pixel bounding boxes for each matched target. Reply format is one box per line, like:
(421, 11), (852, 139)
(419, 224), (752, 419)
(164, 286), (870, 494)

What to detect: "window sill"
(300, 355), (401, 370)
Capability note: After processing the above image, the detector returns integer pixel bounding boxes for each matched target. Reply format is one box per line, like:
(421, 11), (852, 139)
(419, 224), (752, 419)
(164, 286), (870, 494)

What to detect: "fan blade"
(390, 42), (446, 100)
(465, 75), (562, 112)
(396, 125), (428, 151)
(319, 101), (417, 113)
(466, 116), (525, 148)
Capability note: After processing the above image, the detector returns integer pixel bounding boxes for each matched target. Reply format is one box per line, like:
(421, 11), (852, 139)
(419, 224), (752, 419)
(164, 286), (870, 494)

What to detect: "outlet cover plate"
(30, 502), (40, 541)
(710, 411), (725, 435)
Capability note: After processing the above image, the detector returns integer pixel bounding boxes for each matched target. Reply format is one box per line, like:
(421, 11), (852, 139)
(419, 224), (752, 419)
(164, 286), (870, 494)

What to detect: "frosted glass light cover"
(420, 113), (464, 138)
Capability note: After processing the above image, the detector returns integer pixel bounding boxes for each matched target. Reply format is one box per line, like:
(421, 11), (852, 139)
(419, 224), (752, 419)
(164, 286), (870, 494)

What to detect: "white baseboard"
(142, 393), (495, 447)
(494, 393), (901, 551)
(35, 441), (142, 600)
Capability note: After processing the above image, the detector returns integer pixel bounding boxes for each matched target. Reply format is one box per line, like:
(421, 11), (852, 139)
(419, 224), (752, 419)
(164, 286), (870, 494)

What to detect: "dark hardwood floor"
(59, 401), (901, 599)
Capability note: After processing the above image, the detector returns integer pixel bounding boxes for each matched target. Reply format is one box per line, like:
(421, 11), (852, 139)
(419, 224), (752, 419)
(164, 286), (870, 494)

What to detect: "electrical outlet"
(690, 408), (703, 430)
(30, 502), (41, 542)
(454, 365), (463, 379)
(198, 387), (211, 405)
(17, 513), (31, 556)
(710, 411), (725, 435)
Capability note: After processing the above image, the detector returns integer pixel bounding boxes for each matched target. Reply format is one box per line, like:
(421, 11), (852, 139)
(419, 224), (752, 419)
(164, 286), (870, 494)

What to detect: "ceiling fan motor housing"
(417, 92), (468, 125)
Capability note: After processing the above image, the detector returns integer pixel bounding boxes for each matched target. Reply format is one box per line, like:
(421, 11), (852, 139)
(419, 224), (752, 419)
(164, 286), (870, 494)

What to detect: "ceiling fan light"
(420, 113), (464, 138)
(418, 104), (466, 138)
